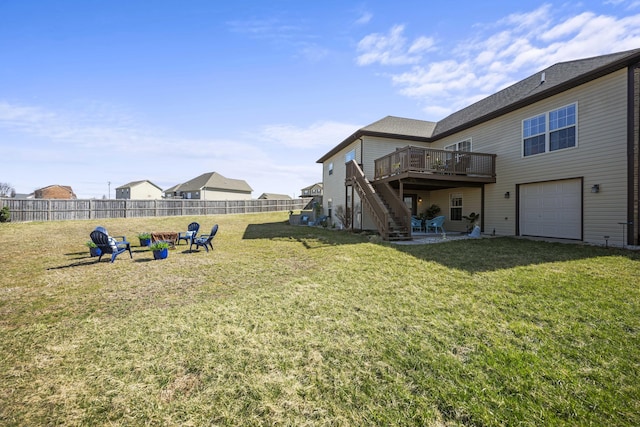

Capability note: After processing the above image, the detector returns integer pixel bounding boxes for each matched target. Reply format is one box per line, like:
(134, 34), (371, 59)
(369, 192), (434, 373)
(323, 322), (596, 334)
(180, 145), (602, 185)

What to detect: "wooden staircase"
(345, 161), (411, 241)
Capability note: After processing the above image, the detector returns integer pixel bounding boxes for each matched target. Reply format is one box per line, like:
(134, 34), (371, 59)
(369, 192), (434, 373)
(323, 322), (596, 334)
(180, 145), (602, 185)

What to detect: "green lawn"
(1, 212), (639, 426)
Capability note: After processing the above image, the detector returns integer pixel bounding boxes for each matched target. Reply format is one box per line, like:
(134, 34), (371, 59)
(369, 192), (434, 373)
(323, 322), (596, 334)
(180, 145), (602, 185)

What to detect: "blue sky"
(1, 1), (640, 198)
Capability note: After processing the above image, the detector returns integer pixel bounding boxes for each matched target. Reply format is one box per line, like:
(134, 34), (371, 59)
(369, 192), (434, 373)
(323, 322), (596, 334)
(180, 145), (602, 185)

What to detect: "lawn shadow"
(242, 221), (365, 249)
(47, 259), (101, 270)
(391, 236), (640, 273)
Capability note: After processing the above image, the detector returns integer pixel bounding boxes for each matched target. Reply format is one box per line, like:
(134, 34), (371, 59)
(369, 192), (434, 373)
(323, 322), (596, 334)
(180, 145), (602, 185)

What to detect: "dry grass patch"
(1, 212), (639, 426)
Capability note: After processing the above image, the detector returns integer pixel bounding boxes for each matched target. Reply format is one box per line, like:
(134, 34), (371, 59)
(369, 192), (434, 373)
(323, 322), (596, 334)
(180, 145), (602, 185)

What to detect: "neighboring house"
(33, 185), (77, 199)
(258, 193), (292, 200)
(164, 172), (252, 200)
(116, 180), (163, 199)
(300, 183), (323, 198)
(317, 48), (640, 247)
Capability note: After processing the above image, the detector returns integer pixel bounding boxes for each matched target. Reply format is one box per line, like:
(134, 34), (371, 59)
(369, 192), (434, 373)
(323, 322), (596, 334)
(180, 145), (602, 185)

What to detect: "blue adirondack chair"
(411, 216), (424, 232)
(89, 229), (133, 263)
(177, 222), (200, 245)
(190, 224), (219, 253)
(426, 216), (446, 234)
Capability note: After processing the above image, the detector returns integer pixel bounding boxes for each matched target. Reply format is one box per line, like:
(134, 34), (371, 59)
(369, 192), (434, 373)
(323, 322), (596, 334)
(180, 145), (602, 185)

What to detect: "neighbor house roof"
(258, 193), (292, 200)
(116, 180), (163, 191)
(317, 48), (640, 163)
(169, 172), (252, 194)
(300, 182), (323, 191)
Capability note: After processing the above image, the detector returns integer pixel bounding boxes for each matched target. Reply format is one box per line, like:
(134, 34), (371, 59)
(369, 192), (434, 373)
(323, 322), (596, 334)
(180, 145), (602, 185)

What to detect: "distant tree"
(0, 182), (15, 197)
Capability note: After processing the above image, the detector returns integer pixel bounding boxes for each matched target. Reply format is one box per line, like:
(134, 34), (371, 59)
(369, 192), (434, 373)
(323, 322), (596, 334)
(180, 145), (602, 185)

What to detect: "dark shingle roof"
(317, 48), (640, 163)
(433, 48), (640, 137)
(316, 116), (436, 162)
(361, 116), (437, 137)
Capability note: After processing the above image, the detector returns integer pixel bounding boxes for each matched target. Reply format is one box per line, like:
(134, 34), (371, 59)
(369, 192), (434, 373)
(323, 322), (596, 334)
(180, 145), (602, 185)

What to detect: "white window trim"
(445, 138), (472, 152)
(522, 103), (578, 158)
(450, 192), (463, 222)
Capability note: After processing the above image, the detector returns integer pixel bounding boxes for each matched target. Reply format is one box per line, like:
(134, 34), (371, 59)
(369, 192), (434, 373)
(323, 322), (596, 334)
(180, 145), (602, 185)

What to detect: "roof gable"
(117, 180), (163, 191)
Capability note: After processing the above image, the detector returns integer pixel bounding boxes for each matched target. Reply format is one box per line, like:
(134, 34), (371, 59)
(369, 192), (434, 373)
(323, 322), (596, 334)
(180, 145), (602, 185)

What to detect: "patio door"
(404, 195), (416, 215)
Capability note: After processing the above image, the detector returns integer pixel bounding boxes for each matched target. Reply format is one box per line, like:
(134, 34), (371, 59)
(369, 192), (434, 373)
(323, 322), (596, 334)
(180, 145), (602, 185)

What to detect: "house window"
(523, 103), (576, 156)
(450, 193), (462, 221)
(328, 162), (334, 175)
(345, 149), (356, 163)
(445, 139), (471, 152)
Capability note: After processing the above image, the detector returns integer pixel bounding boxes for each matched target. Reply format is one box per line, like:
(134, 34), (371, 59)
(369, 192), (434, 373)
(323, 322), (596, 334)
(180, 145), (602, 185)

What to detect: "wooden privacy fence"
(0, 198), (308, 222)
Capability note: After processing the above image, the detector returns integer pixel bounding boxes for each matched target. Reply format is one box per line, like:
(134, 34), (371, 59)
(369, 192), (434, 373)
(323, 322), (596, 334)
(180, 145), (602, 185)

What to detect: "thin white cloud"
(356, 25), (435, 66)
(355, 11), (373, 25)
(357, 4), (640, 119)
(605, 0), (640, 9)
(0, 100), (348, 198)
(258, 120), (360, 149)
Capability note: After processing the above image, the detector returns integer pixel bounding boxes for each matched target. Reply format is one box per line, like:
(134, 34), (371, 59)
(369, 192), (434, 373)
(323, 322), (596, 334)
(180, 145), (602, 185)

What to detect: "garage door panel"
(519, 179), (581, 239)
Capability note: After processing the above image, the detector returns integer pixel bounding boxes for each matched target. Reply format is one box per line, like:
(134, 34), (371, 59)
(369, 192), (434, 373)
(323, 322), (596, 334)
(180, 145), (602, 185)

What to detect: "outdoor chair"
(190, 224), (218, 253)
(177, 222), (200, 245)
(89, 229), (133, 263)
(94, 226), (128, 245)
(426, 216), (446, 234)
(411, 216), (424, 233)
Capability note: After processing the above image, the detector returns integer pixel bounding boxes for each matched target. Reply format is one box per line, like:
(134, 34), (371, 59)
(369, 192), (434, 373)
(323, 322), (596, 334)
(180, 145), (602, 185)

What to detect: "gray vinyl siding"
(320, 67), (630, 245)
(321, 141), (360, 227)
(427, 188), (482, 233)
(433, 69), (628, 245)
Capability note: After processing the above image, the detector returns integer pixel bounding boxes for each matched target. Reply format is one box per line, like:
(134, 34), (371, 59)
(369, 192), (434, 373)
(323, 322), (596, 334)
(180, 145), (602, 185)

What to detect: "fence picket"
(0, 198), (309, 222)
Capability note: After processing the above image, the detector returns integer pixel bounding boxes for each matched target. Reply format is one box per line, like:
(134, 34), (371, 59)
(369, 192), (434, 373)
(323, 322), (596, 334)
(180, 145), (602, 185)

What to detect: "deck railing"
(374, 146), (496, 180)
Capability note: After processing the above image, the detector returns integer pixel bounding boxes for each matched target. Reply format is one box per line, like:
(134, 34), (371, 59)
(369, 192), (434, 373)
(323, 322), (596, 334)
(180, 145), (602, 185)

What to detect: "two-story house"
(317, 48), (640, 247)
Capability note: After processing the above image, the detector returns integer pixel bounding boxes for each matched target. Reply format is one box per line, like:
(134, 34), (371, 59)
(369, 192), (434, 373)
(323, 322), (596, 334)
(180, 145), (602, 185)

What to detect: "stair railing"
(345, 160), (390, 239)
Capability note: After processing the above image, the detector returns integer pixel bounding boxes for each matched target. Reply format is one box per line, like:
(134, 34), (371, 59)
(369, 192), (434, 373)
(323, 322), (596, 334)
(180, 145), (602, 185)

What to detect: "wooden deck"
(373, 146), (496, 185)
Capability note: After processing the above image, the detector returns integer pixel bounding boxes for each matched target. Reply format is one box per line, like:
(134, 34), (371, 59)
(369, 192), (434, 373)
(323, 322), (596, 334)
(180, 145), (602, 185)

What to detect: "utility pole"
(108, 181), (111, 199)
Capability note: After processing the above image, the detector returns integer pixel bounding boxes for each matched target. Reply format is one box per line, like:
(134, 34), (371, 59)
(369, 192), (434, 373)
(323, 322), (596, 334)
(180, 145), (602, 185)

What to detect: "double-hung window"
(445, 139), (471, 152)
(450, 193), (462, 221)
(523, 103), (576, 156)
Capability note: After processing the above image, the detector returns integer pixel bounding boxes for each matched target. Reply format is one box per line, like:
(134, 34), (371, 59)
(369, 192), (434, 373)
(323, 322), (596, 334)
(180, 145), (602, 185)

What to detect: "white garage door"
(519, 179), (582, 240)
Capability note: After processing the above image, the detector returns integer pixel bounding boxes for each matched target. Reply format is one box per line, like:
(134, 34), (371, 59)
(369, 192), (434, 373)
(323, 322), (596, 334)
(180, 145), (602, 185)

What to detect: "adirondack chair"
(89, 229), (133, 263)
(190, 224), (219, 253)
(94, 226), (128, 245)
(426, 216), (446, 234)
(177, 222), (200, 245)
(411, 216), (424, 232)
